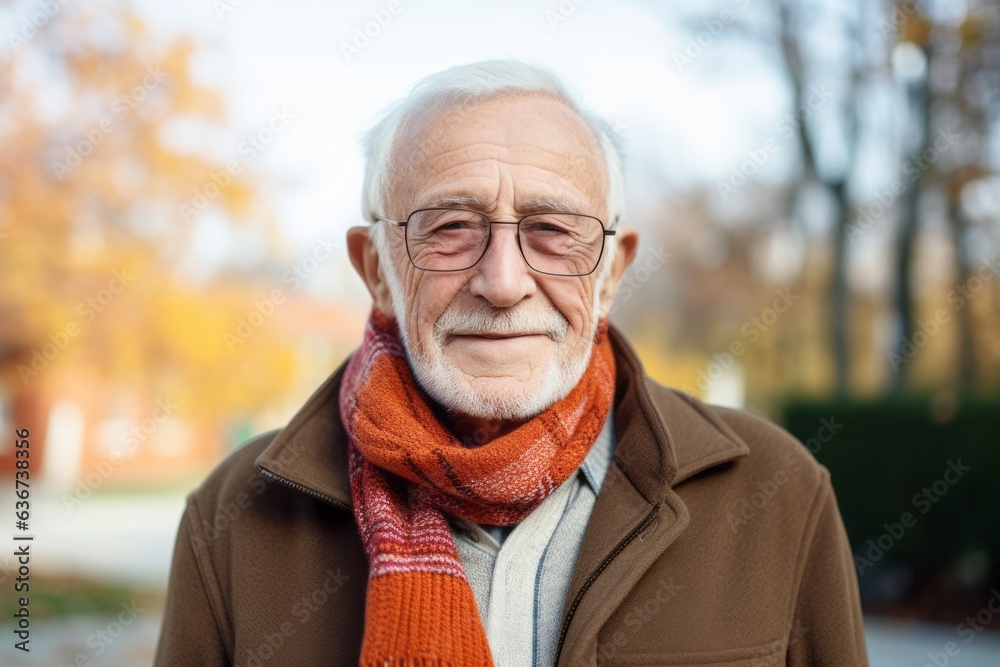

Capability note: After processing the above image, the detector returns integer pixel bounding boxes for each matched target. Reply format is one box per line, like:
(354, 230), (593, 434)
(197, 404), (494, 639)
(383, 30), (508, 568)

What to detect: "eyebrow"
(422, 192), (491, 209)
(419, 192), (587, 215)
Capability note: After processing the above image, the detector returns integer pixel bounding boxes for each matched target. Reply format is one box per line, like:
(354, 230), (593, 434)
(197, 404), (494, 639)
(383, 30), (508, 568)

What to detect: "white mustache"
(435, 303), (569, 343)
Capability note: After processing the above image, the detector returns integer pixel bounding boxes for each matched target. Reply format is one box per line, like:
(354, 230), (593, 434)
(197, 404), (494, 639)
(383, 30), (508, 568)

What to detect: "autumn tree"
(0, 4), (297, 418)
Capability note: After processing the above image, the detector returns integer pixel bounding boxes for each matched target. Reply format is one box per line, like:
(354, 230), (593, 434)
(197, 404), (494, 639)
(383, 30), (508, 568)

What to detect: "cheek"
(400, 270), (467, 348)
(541, 276), (598, 338)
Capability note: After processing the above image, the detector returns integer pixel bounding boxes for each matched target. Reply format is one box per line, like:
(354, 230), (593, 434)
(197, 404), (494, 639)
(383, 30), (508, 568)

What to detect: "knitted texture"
(339, 309), (616, 667)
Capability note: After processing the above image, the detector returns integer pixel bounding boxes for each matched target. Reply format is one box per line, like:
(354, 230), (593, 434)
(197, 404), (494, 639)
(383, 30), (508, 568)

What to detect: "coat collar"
(254, 324), (749, 509)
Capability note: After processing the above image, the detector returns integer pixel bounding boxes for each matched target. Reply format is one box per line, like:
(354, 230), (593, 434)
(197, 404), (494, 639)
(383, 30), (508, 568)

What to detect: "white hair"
(361, 59), (626, 234)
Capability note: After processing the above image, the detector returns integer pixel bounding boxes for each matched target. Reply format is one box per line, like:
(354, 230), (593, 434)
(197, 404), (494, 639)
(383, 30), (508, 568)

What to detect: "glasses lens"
(406, 209), (490, 270)
(519, 214), (605, 276)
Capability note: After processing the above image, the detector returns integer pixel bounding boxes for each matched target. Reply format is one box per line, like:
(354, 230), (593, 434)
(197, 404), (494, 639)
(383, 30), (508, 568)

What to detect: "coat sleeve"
(153, 498), (232, 666)
(786, 473), (869, 666)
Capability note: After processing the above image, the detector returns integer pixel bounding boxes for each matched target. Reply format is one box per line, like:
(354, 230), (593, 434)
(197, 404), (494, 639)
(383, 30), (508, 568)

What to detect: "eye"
(534, 222), (568, 233)
(522, 218), (572, 234)
(411, 209), (485, 235)
(437, 220), (475, 231)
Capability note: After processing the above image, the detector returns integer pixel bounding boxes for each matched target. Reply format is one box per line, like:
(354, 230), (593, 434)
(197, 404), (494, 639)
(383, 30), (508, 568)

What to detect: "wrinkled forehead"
(386, 92), (608, 219)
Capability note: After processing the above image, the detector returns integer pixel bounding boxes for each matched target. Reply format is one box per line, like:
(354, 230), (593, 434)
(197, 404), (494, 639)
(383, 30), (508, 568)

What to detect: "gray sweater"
(448, 414), (617, 667)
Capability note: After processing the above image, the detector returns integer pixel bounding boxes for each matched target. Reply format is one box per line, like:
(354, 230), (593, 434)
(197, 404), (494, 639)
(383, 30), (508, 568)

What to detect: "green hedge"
(780, 395), (1000, 606)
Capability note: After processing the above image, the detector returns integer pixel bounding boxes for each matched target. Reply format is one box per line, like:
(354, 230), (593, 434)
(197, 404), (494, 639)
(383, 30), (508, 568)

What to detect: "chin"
(410, 350), (592, 422)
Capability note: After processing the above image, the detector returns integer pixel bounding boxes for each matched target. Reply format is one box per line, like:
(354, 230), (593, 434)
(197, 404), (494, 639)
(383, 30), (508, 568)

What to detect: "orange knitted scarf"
(338, 309), (616, 667)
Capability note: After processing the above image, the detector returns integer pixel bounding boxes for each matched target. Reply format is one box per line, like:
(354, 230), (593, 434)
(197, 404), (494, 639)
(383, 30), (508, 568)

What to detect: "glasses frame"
(374, 207), (616, 277)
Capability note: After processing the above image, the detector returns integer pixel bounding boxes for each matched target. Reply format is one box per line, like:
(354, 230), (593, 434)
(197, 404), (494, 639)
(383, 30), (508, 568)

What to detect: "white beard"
(406, 299), (595, 420)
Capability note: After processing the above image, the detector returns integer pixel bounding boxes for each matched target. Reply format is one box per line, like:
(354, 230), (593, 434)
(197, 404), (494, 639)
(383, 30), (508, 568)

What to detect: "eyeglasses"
(374, 207), (616, 277)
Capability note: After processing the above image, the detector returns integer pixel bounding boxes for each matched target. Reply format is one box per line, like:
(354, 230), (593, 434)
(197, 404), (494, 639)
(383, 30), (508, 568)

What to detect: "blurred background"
(1, 0), (998, 664)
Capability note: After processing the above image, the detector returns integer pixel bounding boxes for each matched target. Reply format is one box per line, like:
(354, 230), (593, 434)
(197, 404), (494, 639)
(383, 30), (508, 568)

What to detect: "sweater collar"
(578, 411), (616, 494)
(255, 324), (749, 510)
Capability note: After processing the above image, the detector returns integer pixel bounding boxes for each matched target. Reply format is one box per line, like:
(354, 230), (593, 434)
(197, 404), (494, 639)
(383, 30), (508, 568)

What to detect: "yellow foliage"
(899, 11), (932, 46)
(0, 4), (291, 417)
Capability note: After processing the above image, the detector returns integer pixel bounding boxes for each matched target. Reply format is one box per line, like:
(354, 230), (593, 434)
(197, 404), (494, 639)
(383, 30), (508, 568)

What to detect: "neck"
(443, 411), (525, 447)
(413, 378), (532, 447)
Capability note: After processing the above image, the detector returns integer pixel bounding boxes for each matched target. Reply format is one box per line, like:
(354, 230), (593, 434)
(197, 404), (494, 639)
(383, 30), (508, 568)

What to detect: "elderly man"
(155, 61), (868, 666)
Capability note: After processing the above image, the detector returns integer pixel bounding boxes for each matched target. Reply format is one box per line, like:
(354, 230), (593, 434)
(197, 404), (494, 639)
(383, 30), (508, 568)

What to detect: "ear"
(597, 227), (640, 320)
(347, 225), (395, 315)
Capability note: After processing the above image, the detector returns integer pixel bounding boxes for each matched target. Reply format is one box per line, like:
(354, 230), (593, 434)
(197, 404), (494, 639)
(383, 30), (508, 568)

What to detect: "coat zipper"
(553, 502), (661, 666)
(257, 467), (352, 512)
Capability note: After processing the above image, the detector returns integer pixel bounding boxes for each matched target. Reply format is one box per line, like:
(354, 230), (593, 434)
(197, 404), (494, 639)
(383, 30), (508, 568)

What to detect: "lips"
(472, 333), (535, 339)
(453, 332), (545, 339)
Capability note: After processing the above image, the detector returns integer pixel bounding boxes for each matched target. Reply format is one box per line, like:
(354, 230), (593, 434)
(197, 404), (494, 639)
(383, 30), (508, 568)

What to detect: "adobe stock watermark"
(726, 416), (843, 534)
(460, 419), (504, 447)
(61, 397), (179, 514)
(242, 568), (351, 666)
(387, 70), (503, 178)
(56, 599), (145, 667)
(17, 268), (135, 385)
(340, 1), (402, 63)
(189, 435), (314, 550)
(750, 622), (809, 666)
(214, 0), (248, 20)
(545, 0), (588, 31)
(673, 0), (751, 72)
(716, 85), (831, 201)
(918, 588), (1000, 666)
(223, 233), (340, 352)
(878, 0), (919, 37)
(6, 0), (69, 51)
(597, 578), (682, 662)
(179, 107), (295, 225)
(190, 472), (270, 549)
(682, 288), (799, 396)
(888, 255), (999, 372)
(50, 65), (168, 181)
(854, 459), (971, 576)
(926, 588), (1000, 666)
(847, 126), (959, 243)
(608, 245), (671, 316)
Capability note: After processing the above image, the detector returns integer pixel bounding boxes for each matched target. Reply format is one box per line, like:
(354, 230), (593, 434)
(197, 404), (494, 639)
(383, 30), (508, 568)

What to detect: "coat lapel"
(255, 357), (354, 510)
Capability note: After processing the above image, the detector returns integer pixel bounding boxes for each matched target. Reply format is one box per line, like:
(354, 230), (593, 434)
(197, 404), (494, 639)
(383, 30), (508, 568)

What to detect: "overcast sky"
(118, 0), (795, 278)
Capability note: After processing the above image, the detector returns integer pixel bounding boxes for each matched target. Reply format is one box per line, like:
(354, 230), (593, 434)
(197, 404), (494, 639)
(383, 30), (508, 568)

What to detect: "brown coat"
(154, 327), (868, 666)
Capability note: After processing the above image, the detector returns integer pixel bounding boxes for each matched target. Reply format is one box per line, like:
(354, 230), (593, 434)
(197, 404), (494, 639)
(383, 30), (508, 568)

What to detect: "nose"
(467, 223), (537, 308)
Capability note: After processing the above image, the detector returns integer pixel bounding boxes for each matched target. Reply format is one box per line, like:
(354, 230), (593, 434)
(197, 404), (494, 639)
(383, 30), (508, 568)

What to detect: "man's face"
(355, 93), (634, 421)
